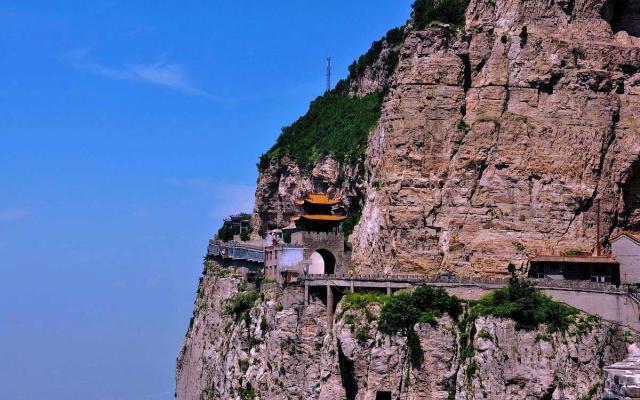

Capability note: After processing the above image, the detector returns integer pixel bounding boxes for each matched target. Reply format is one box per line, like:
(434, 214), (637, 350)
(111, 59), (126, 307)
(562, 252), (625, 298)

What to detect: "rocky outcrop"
(349, 0), (640, 275)
(176, 264), (629, 400)
(605, 343), (640, 399)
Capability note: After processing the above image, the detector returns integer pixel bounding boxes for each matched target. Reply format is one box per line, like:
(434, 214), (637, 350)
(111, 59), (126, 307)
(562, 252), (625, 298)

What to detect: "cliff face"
(254, 0), (640, 276)
(176, 263), (629, 400)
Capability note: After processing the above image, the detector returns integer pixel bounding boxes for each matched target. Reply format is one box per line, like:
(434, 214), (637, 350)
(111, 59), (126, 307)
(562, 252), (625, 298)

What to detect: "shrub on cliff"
(348, 26), (405, 81)
(411, 0), (468, 30)
(378, 285), (462, 367)
(379, 285), (462, 333)
(225, 290), (261, 326)
(472, 264), (577, 332)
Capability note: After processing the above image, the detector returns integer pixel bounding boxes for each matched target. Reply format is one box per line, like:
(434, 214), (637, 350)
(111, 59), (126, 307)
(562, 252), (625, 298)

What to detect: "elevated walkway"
(299, 274), (639, 332)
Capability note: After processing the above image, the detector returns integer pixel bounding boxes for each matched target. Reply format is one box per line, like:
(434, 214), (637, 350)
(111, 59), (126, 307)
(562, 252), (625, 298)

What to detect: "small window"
(376, 391), (392, 400)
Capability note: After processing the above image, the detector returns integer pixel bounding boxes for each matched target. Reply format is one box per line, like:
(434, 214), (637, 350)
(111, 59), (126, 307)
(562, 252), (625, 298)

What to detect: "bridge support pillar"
(327, 284), (334, 332)
(349, 280), (354, 293)
(304, 283), (309, 306)
(387, 281), (392, 296)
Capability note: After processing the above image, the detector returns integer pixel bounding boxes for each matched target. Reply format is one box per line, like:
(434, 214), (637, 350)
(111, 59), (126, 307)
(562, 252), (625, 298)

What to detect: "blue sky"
(0, 1), (413, 399)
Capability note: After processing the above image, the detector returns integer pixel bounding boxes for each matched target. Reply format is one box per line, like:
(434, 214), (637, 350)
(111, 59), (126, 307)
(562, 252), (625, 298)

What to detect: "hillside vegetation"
(258, 0), (469, 172)
(258, 90), (383, 172)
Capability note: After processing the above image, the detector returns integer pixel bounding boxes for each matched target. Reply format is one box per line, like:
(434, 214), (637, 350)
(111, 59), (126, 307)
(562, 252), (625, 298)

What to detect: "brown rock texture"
(175, 263), (629, 400)
(349, 0), (640, 276)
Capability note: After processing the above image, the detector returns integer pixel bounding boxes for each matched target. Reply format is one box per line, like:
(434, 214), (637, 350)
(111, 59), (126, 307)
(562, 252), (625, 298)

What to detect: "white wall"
(612, 236), (640, 284)
(308, 251), (325, 274)
(279, 247), (304, 268)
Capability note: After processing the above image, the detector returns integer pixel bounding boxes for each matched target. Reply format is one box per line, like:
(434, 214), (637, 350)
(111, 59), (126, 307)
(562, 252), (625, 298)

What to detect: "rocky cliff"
(176, 262), (630, 399)
(254, 0), (640, 277)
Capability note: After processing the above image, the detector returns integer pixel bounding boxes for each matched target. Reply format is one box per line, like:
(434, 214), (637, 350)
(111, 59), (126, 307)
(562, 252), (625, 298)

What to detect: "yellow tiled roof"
(295, 193), (340, 205)
(299, 214), (347, 221)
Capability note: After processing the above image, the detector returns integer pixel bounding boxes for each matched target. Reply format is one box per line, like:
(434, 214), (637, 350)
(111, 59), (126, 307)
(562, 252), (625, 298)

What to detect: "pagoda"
(287, 192), (347, 275)
(292, 193), (346, 233)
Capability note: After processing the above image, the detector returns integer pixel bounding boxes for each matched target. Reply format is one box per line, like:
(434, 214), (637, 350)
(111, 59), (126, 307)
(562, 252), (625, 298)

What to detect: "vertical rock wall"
(350, 0), (640, 275)
(176, 264), (630, 400)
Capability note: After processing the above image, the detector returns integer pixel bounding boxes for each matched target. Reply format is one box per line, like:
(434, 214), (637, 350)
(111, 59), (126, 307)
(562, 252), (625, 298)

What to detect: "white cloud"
(65, 48), (212, 97)
(0, 208), (32, 221)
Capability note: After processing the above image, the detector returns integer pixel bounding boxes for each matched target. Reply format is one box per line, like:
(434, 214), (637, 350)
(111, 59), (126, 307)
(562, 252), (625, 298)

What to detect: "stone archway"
(308, 249), (336, 275)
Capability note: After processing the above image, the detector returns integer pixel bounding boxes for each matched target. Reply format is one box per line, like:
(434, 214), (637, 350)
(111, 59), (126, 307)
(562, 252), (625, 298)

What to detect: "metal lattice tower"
(326, 57), (332, 92)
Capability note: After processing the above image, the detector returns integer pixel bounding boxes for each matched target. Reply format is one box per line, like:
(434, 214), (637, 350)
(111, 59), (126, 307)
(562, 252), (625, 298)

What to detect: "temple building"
(287, 192), (347, 275)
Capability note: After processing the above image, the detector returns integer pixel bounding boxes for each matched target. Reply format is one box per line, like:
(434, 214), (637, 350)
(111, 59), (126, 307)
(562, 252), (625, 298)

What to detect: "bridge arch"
(309, 249), (336, 275)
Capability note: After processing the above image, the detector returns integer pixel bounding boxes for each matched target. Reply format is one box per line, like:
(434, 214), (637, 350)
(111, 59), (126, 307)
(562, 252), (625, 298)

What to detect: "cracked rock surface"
(176, 265), (629, 400)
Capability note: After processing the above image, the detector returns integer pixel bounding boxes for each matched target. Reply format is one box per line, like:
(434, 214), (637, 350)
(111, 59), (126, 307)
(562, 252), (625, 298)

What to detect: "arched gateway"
(309, 249), (336, 275)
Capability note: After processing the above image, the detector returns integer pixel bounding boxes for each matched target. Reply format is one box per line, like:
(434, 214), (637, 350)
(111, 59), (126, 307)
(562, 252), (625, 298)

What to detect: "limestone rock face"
(349, 0), (640, 276)
(175, 264), (628, 400)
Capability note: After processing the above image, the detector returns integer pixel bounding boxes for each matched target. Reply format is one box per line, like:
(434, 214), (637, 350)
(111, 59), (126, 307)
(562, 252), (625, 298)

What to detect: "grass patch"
(379, 286), (462, 333)
(342, 292), (389, 314)
(238, 384), (256, 400)
(579, 383), (601, 400)
(477, 328), (492, 340)
(564, 248), (583, 256)
(260, 315), (268, 332)
(224, 290), (261, 326)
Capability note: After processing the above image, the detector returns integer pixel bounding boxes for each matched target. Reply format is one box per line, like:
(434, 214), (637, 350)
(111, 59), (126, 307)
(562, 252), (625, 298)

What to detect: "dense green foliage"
(471, 265), (577, 332)
(217, 224), (234, 241)
(259, 90), (383, 171)
(378, 286), (462, 334)
(378, 286), (462, 367)
(342, 292), (389, 313)
(411, 0), (468, 30)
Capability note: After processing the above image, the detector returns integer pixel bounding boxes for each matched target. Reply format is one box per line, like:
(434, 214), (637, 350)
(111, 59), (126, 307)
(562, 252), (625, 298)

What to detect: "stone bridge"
(299, 274), (640, 332)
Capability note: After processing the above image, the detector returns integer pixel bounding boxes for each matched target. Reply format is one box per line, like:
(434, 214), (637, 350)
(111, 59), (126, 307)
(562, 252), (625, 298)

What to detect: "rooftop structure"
(292, 192), (346, 233)
(528, 252), (620, 285)
(295, 193), (341, 206)
(217, 213), (252, 241)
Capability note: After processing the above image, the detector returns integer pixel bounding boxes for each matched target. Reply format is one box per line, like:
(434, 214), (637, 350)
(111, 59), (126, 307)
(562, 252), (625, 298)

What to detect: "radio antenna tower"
(326, 57), (332, 92)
